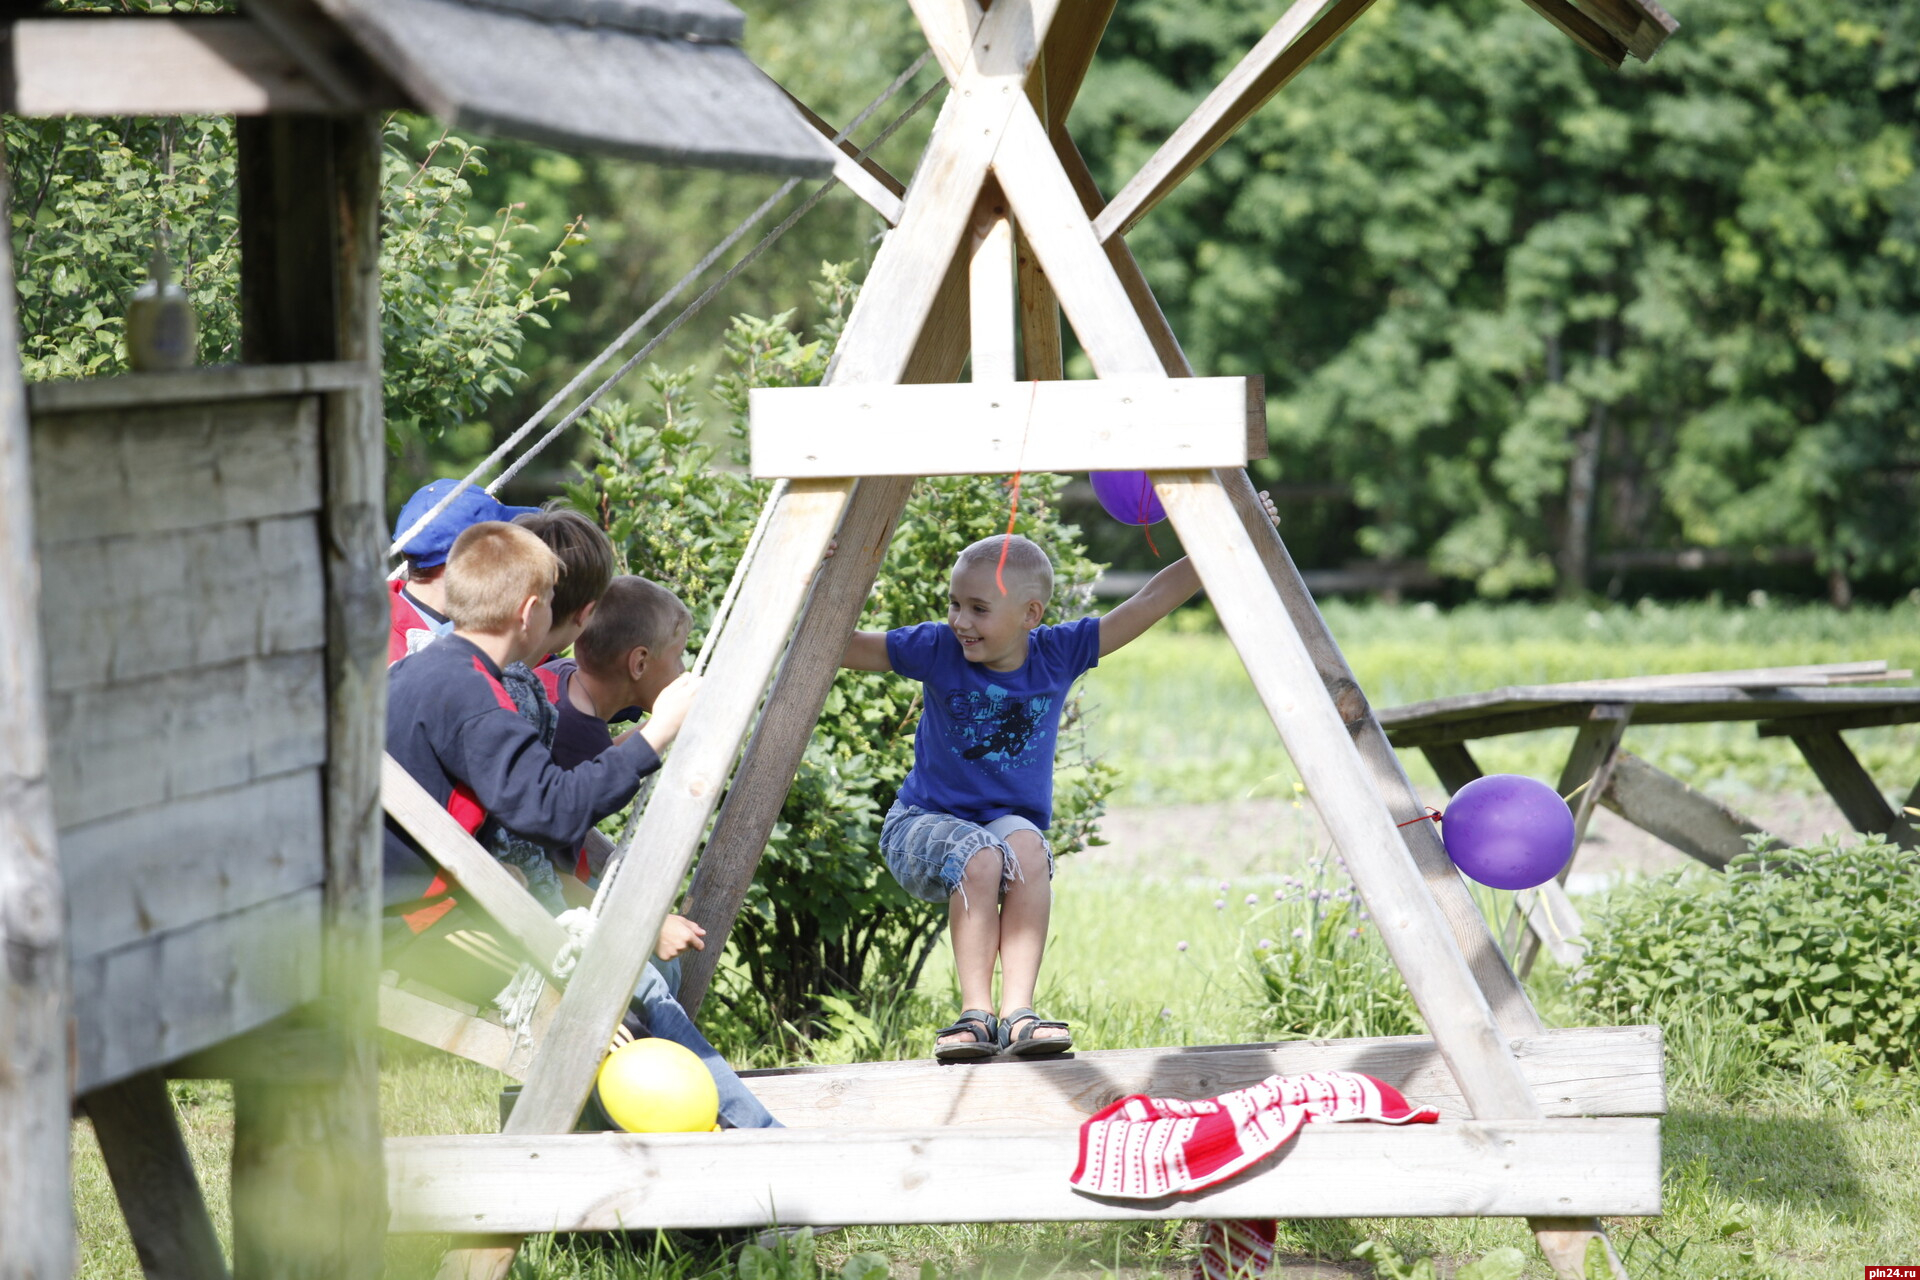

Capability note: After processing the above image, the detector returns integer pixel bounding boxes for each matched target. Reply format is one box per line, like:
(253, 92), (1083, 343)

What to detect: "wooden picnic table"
(1374, 662), (1920, 973)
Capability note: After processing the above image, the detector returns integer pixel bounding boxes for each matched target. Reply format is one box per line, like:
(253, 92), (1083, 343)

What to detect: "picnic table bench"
(1375, 662), (1920, 974)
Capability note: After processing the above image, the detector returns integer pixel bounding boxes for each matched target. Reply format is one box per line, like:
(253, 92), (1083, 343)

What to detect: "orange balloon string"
(996, 469), (1024, 595)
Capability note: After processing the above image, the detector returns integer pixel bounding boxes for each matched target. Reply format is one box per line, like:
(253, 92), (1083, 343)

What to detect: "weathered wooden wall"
(28, 363), (364, 1094)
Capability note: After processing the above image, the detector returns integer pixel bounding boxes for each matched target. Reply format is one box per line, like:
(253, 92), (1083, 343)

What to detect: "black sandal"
(933, 1009), (999, 1063)
(999, 1006), (1072, 1057)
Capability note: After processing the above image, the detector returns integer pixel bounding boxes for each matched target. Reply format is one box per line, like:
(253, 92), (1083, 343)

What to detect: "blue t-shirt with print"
(886, 616), (1102, 829)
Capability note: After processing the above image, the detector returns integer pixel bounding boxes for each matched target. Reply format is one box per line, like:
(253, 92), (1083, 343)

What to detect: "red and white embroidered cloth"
(1192, 1218), (1278, 1280)
(1069, 1070), (1439, 1200)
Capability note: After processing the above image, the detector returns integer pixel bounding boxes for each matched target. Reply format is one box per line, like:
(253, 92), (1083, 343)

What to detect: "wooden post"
(1022, 107), (1544, 1043)
(84, 1071), (231, 1280)
(1790, 729), (1916, 849)
(1016, 48), (1064, 381)
(968, 180), (1016, 382)
(1423, 741), (1484, 794)
(677, 250), (972, 1015)
(999, 94), (1631, 1275)
(230, 111), (386, 1280)
(1600, 752), (1767, 869)
(0, 149), (74, 1280)
(1090, 0), (1378, 242)
(1514, 704), (1629, 977)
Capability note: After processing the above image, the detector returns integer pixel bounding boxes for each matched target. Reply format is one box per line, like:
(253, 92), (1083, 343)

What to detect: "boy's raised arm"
(1097, 489), (1280, 657)
(1098, 558), (1201, 656)
(843, 630), (892, 672)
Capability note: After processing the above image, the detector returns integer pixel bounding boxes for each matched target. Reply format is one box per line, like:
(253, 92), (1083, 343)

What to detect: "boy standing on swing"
(842, 532), (1204, 1062)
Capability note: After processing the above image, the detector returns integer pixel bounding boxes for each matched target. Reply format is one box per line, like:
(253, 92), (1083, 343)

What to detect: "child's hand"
(655, 913), (707, 961)
(640, 671), (702, 753)
(1258, 490), (1280, 528)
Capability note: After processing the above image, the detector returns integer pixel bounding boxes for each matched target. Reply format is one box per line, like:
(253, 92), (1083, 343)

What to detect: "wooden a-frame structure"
(390, 1), (1679, 1277)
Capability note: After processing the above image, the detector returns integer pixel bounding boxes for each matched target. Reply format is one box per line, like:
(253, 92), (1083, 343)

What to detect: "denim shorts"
(880, 801), (1054, 904)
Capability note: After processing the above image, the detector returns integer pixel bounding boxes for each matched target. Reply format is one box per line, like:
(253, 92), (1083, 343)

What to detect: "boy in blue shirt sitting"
(842, 532), (1208, 1061)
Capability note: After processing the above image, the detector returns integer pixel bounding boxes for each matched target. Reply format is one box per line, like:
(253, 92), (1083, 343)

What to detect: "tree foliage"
(1074, 0), (1920, 598)
(569, 268), (1115, 1032)
(5, 108), (576, 509)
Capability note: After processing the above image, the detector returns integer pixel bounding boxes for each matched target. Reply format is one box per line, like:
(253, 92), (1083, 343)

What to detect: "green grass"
(69, 603), (1920, 1279)
(80, 858), (1920, 1280)
(1082, 598), (1920, 807)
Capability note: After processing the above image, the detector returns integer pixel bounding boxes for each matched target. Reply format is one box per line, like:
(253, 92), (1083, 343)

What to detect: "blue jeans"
(631, 958), (780, 1130)
(880, 801), (1053, 905)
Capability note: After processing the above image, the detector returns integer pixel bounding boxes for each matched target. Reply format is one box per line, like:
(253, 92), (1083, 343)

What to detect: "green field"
(71, 602), (1920, 1279)
(1083, 598), (1920, 809)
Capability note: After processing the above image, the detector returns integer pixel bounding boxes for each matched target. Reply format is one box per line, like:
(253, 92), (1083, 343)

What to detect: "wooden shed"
(0, 3), (831, 1275)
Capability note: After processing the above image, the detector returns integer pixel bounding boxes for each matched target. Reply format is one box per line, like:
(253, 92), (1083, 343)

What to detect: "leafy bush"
(570, 267), (1115, 1036)
(1249, 854), (1421, 1041)
(1577, 835), (1920, 1071)
(377, 120), (579, 449)
(4, 96), (575, 507)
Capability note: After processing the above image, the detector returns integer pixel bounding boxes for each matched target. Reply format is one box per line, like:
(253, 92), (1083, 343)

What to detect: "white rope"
(589, 473), (790, 917)
(386, 54), (935, 569)
(695, 479), (787, 680)
(495, 906), (595, 1073)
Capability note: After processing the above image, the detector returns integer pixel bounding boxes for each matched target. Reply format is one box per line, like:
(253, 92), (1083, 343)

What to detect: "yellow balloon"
(595, 1038), (720, 1133)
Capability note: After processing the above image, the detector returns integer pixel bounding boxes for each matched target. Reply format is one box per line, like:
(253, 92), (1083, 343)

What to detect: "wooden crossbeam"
(1515, 0), (1628, 68)
(380, 755), (572, 977)
(5, 16), (356, 116)
(742, 1025), (1666, 1127)
(779, 84), (908, 225)
(749, 377), (1249, 478)
(1093, 0), (1376, 242)
(1600, 752), (1766, 870)
(389, 1119), (1663, 1233)
(1576, 0), (1678, 61)
(1514, 705), (1631, 976)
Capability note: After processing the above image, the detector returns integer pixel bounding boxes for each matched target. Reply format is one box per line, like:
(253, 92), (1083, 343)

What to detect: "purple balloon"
(1441, 774), (1575, 891)
(1090, 470), (1167, 526)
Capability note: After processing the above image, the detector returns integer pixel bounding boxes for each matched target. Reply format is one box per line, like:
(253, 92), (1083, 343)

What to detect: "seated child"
(382, 520), (696, 968)
(841, 533), (1210, 1062)
(481, 507), (616, 909)
(478, 552), (777, 1131)
(551, 577), (779, 1127)
(542, 574), (690, 772)
(388, 478), (537, 664)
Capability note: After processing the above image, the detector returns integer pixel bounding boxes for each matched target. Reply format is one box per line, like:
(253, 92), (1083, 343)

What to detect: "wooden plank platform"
(740, 1025), (1665, 1126)
(387, 1118), (1661, 1231)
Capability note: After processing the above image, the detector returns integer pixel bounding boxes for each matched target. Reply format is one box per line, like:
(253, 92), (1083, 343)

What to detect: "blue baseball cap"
(394, 479), (540, 568)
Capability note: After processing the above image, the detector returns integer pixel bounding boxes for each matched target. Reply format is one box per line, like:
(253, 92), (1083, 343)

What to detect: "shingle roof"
(314, 0), (834, 176)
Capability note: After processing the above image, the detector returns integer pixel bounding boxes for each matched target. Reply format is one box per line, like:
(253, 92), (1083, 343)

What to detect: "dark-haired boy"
(488, 507), (619, 906)
(524, 574), (779, 1129)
